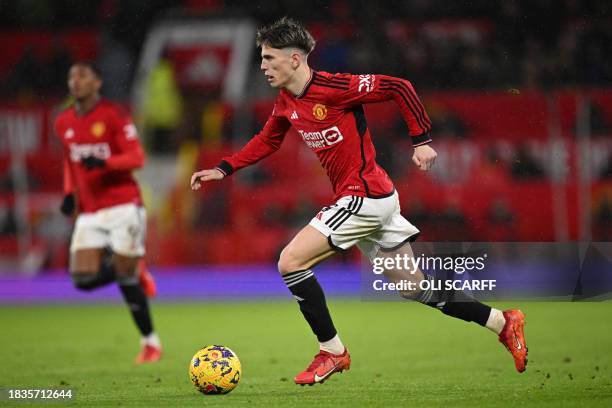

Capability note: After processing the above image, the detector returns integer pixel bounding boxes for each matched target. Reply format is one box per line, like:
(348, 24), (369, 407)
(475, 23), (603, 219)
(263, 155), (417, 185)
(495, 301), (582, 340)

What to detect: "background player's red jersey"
(218, 71), (432, 200)
(54, 99), (145, 213)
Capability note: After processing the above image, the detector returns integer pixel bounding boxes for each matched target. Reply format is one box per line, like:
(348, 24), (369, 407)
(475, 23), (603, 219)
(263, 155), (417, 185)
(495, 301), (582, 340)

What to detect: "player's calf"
(377, 248), (505, 335)
(278, 230), (340, 347)
(116, 273), (161, 362)
(282, 269), (339, 345)
(417, 274), (492, 324)
(279, 226), (347, 375)
(115, 258), (161, 363)
(416, 274), (509, 338)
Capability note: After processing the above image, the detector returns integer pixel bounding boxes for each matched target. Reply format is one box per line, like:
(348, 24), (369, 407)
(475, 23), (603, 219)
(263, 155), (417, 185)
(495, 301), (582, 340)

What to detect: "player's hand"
(191, 168), (224, 190)
(412, 144), (437, 171)
(81, 156), (106, 169)
(60, 194), (75, 216)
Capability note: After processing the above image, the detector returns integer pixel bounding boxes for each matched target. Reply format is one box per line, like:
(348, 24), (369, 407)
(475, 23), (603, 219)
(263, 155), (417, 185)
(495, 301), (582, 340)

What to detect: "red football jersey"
(54, 99), (145, 213)
(218, 70), (432, 201)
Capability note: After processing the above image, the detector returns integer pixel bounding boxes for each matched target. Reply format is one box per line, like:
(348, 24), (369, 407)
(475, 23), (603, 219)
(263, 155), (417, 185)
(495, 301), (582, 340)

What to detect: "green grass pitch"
(1, 300), (611, 407)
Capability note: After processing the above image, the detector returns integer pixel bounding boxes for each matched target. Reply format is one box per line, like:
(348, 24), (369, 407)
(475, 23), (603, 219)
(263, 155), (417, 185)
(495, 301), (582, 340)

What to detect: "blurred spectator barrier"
(1, 90), (611, 271)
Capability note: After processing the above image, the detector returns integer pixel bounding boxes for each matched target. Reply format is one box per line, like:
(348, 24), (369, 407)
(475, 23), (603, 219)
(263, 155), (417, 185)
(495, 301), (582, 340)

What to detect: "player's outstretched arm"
(190, 168), (225, 190)
(412, 144), (437, 171)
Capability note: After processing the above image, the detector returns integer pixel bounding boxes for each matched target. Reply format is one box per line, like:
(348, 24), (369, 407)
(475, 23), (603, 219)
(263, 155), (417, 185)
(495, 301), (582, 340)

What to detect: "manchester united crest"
(91, 121), (105, 137)
(312, 104), (327, 120)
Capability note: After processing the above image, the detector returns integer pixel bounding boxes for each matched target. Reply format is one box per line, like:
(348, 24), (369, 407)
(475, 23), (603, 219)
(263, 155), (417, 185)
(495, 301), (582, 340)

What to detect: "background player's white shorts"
(70, 203), (146, 257)
(309, 191), (419, 261)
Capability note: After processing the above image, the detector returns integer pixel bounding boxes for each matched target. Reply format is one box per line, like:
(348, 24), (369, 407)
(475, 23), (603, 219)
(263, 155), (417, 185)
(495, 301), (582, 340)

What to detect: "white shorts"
(70, 203), (146, 257)
(309, 191), (420, 261)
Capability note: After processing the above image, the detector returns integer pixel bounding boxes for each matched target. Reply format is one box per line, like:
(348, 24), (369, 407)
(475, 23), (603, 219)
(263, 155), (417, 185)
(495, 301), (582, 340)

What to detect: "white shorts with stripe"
(70, 203), (146, 257)
(309, 191), (419, 261)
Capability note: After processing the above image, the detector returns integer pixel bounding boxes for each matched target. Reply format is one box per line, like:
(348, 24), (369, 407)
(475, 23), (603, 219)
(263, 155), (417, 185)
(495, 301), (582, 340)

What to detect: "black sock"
(71, 251), (116, 291)
(118, 278), (153, 336)
(418, 275), (491, 326)
(283, 270), (337, 342)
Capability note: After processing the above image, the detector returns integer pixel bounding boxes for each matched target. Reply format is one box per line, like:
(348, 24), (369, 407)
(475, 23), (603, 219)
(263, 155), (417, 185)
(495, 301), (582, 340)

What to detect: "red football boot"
(294, 349), (351, 385)
(135, 344), (162, 364)
(138, 260), (157, 298)
(498, 309), (528, 373)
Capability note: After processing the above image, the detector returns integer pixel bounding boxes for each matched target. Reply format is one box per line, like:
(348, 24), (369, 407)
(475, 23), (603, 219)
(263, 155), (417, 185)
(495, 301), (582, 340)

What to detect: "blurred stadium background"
(0, 0), (611, 288)
(1, 2), (612, 406)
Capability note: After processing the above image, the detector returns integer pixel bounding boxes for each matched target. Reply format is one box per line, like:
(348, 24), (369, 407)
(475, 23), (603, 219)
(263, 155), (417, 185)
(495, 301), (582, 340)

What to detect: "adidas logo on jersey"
(291, 111), (299, 120)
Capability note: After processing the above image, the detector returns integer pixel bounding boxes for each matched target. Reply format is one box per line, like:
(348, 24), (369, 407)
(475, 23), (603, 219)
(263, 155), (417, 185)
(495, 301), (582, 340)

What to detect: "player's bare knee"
(277, 253), (296, 275)
(71, 272), (98, 291)
(278, 248), (307, 275)
(402, 274), (425, 300)
(380, 268), (424, 300)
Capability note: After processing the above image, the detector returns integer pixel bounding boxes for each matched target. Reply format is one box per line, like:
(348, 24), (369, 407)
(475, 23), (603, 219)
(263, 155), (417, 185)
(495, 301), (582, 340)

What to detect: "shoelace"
(306, 351), (329, 372)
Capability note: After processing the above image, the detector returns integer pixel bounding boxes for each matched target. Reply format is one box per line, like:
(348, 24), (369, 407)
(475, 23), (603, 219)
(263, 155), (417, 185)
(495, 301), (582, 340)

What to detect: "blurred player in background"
(191, 18), (527, 384)
(55, 62), (162, 364)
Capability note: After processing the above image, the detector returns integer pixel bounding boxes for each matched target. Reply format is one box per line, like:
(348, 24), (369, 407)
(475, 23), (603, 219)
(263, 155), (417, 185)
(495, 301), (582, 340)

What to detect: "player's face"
(68, 65), (102, 100)
(260, 45), (295, 88)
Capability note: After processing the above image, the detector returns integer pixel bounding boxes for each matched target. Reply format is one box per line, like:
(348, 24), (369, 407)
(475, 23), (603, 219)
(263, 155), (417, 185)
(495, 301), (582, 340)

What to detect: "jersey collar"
(295, 69), (316, 99)
(74, 96), (102, 117)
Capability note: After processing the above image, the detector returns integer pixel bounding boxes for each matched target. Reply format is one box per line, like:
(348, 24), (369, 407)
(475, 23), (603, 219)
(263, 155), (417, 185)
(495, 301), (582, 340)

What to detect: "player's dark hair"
(256, 17), (316, 55)
(72, 61), (102, 79)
